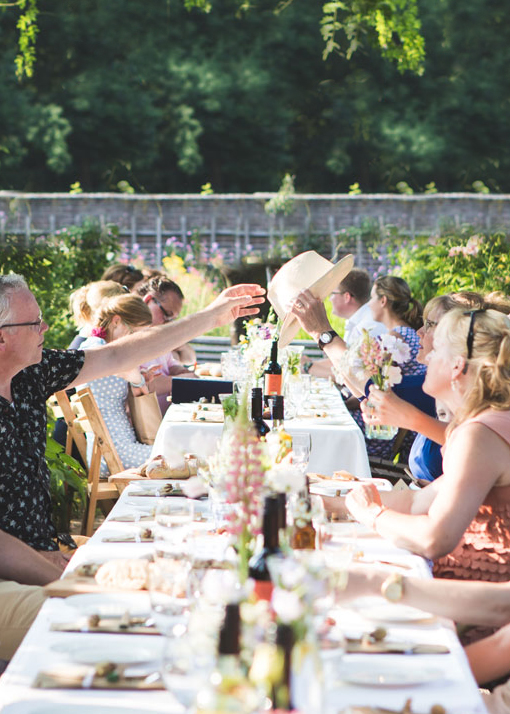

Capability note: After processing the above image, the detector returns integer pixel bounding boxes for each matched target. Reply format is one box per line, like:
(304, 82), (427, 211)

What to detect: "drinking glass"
(291, 432), (312, 473)
(155, 499), (194, 547)
(148, 551), (191, 636)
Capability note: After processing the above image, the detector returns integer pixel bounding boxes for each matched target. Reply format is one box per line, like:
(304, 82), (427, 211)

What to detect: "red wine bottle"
(251, 387), (270, 438)
(264, 339), (282, 403)
(248, 495), (281, 601)
(272, 623), (295, 711)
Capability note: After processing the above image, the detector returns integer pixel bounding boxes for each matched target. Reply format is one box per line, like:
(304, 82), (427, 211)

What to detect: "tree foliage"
(0, 0), (509, 193)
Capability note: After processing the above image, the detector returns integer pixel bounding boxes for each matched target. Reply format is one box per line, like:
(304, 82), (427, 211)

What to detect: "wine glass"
(149, 548), (191, 636)
(291, 432), (312, 473)
(155, 499), (194, 546)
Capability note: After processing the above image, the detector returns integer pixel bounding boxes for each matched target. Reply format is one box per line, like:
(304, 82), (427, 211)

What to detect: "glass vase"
(365, 423), (398, 440)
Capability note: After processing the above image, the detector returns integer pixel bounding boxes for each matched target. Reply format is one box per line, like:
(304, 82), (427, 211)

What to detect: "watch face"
(320, 332), (333, 344)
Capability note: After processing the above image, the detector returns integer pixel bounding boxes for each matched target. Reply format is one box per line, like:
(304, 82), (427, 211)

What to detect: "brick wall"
(1, 191), (509, 270)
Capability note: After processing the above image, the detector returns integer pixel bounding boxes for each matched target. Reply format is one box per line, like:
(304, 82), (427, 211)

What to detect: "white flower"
(267, 464), (306, 494)
(271, 588), (305, 623)
(384, 365), (403, 386)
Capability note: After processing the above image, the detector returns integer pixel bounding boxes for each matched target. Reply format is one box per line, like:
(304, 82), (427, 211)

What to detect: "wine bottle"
(290, 476), (316, 550)
(264, 339), (282, 403)
(272, 624), (295, 711)
(251, 387), (270, 438)
(196, 603), (258, 714)
(248, 495), (282, 601)
(269, 394), (284, 430)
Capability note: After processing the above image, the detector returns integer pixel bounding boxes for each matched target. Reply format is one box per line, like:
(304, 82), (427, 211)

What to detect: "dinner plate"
(341, 664), (445, 687)
(51, 639), (162, 664)
(311, 477), (392, 496)
(65, 591), (151, 617)
(1, 705), (146, 714)
(350, 597), (435, 623)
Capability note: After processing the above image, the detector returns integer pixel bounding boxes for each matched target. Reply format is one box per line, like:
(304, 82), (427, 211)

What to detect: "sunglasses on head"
(462, 309), (485, 373)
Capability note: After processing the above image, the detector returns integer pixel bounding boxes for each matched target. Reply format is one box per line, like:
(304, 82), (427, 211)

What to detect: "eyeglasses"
(462, 309), (485, 373)
(0, 315), (45, 332)
(423, 318), (438, 332)
(151, 295), (174, 323)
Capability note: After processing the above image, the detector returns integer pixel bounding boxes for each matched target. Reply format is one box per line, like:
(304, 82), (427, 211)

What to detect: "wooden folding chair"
(51, 390), (89, 466)
(73, 386), (125, 536)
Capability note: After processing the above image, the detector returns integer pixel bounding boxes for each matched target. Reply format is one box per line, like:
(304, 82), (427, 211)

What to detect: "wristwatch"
(381, 572), (404, 602)
(318, 330), (338, 351)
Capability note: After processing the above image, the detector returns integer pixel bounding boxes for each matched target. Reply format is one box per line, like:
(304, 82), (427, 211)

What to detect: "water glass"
(149, 553), (191, 635)
(291, 432), (312, 473)
(155, 499), (194, 547)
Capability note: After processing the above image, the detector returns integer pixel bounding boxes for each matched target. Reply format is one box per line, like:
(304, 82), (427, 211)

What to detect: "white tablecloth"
(0, 484), (487, 714)
(152, 379), (371, 479)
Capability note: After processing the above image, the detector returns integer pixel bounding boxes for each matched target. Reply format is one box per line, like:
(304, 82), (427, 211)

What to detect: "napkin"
(101, 530), (154, 543)
(51, 616), (159, 636)
(345, 637), (449, 655)
(109, 514), (155, 523)
(33, 663), (164, 690)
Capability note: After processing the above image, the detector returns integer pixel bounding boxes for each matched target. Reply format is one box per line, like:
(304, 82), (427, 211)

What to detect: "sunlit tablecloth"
(0, 483), (488, 714)
(152, 378), (371, 478)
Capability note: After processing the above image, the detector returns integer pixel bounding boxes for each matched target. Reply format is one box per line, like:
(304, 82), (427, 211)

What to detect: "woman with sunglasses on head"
(362, 291), (508, 482)
(343, 308), (510, 592)
(79, 294), (156, 472)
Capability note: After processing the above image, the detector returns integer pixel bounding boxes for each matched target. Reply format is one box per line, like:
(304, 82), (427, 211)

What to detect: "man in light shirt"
(302, 268), (386, 378)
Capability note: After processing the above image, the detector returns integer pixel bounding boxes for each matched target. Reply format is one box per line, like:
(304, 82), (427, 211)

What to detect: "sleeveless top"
(433, 409), (510, 582)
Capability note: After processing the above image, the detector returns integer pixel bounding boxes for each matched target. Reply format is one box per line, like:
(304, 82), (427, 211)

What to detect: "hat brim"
(278, 253), (355, 347)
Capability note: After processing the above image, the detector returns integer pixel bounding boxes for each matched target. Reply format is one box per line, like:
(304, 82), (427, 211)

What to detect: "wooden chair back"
(52, 390), (89, 466)
(72, 387), (123, 536)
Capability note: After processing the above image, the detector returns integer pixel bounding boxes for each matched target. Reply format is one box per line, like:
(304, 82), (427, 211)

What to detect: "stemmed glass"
(291, 432), (312, 474)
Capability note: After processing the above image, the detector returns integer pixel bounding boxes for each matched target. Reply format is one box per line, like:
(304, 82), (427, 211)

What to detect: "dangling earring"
(451, 378), (459, 392)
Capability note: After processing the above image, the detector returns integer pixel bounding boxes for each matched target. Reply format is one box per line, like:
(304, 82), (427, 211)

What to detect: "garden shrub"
(0, 218), (121, 348)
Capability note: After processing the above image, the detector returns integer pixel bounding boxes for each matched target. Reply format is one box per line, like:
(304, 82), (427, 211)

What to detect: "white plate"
(1, 705), (144, 714)
(342, 664), (444, 687)
(351, 597), (435, 623)
(51, 639), (162, 664)
(65, 592), (151, 617)
(311, 477), (392, 496)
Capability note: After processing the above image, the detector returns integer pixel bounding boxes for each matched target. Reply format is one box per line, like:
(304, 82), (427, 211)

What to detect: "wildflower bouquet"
(239, 317), (278, 381)
(348, 330), (411, 391)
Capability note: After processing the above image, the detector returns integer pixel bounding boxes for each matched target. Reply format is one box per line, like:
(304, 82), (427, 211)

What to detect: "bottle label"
(253, 579), (274, 602)
(264, 373), (282, 395)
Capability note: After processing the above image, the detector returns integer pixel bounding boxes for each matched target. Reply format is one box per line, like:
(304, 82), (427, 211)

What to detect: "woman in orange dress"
(326, 307), (510, 582)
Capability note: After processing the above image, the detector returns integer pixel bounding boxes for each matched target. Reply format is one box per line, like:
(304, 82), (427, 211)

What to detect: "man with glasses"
(0, 273), (263, 554)
(302, 268), (386, 378)
(137, 277), (198, 413)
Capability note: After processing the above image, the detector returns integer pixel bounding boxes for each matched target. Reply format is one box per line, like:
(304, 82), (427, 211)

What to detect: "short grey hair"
(0, 274), (29, 325)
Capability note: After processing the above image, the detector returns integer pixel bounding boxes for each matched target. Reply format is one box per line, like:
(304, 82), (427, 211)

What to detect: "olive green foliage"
(320, 0), (424, 74)
(1, 0), (509, 193)
(0, 218), (121, 348)
(394, 229), (510, 305)
(46, 409), (87, 533)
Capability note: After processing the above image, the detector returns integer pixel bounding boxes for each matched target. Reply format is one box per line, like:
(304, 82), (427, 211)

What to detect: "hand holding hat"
(267, 251), (354, 346)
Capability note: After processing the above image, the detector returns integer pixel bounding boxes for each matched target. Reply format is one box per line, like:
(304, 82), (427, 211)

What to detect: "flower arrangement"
(215, 393), (268, 582)
(239, 317), (278, 381)
(347, 329), (411, 391)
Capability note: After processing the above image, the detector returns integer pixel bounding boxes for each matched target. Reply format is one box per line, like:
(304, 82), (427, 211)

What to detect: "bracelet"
(367, 503), (386, 531)
(129, 374), (146, 389)
(303, 360), (313, 374)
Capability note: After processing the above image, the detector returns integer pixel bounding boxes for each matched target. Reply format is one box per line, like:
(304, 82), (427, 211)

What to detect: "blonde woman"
(80, 294), (155, 472)
(343, 308), (510, 585)
(69, 280), (125, 349)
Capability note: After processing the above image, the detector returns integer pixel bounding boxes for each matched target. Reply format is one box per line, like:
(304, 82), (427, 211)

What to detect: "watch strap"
(318, 330), (338, 351)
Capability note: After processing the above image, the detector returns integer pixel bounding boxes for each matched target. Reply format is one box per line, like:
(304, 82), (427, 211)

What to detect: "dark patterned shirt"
(0, 348), (85, 550)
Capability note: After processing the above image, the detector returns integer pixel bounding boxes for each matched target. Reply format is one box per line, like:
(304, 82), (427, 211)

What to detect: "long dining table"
(0, 478), (487, 714)
(151, 377), (372, 478)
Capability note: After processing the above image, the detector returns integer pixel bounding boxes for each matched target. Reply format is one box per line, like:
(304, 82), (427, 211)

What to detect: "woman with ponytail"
(79, 294), (155, 473)
(341, 308), (510, 591)
(367, 275), (424, 375)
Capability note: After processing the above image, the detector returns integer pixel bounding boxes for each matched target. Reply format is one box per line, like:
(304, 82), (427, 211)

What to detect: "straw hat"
(267, 251), (354, 347)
